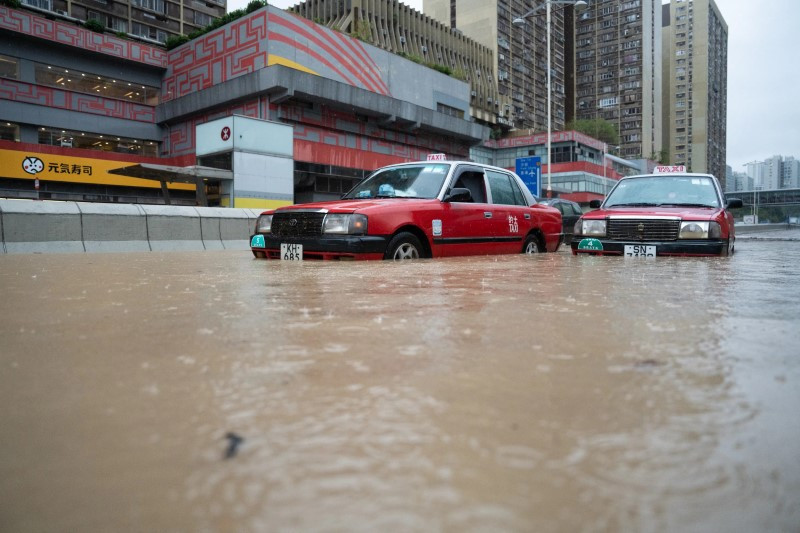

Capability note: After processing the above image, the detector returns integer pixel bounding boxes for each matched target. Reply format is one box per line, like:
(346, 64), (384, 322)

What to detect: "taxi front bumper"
(570, 238), (731, 257)
(250, 233), (389, 260)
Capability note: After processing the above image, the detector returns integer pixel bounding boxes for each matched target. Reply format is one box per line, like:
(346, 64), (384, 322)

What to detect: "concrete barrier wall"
(0, 199), (263, 254)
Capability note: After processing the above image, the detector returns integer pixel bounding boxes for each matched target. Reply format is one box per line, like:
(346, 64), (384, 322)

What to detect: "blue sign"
(515, 156), (541, 198)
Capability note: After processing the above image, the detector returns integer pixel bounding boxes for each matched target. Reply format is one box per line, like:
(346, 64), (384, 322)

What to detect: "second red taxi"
(571, 167), (743, 257)
(250, 160), (562, 260)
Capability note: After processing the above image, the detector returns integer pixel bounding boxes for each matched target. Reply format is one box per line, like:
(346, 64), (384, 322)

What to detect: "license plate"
(281, 243), (303, 261)
(624, 244), (656, 257)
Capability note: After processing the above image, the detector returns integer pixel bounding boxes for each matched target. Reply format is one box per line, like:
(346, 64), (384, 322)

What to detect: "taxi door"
(435, 166), (498, 257)
(485, 169), (530, 253)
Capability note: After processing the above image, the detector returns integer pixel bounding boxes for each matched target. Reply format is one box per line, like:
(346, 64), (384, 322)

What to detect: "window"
(598, 96), (617, 107)
(110, 17), (127, 32)
(194, 11), (213, 26)
(0, 54), (18, 79)
(1, 122), (20, 141)
(34, 63), (160, 104)
(437, 103), (464, 119)
(132, 0), (165, 12)
(37, 126), (158, 156)
(22, 0), (52, 10)
(487, 170), (525, 206)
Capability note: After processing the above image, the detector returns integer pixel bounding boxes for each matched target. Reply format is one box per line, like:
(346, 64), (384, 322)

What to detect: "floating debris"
(224, 432), (244, 459)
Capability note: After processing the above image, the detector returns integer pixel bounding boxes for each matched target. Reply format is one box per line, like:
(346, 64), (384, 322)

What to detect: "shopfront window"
(38, 127), (158, 156)
(34, 63), (160, 105)
(1, 122), (20, 141)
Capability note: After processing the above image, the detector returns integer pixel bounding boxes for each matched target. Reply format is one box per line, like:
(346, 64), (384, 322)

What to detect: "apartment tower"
(662, 0), (728, 182)
(19, 0), (225, 44)
(425, 0), (579, 133)
(574, 0), (662, 160)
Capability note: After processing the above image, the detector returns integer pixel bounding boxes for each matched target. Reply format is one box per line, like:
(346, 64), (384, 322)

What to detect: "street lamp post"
(513, 0), (587, 198)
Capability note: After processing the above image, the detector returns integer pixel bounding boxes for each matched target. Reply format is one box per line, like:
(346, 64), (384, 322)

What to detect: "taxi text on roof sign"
(654, 165), (687, 173)
(427, 153), (447, 161)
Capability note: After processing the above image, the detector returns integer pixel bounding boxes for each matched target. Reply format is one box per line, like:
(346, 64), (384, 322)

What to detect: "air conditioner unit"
(499, 54), (505, 61)
(56, 9), (68, 15)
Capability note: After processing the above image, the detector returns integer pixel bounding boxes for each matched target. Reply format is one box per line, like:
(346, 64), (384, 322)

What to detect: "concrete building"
(761, 155), (782, 191)
(288, 0), (502, 128)
(783, 157), (800, 189)
(20, 0), (225, 45)
(744, 156), (800, 191)
(574, 0), (662, 162)
(424, 0), (579, 133)
(662, 0), (727, 183)
(0, 4), (487, 206)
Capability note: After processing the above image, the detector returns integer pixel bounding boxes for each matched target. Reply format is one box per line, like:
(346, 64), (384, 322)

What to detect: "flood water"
(1, 242), (798, 532)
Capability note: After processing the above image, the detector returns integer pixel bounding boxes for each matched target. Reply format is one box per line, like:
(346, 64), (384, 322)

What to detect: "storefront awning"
(109, 164), (233, 206)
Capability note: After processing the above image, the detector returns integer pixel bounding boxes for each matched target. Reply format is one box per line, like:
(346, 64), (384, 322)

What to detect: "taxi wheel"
(522, 234), (543, 254)
(385, 232), (423, 260)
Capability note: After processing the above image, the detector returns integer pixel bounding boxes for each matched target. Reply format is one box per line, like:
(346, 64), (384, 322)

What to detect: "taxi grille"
(607, 219), (681, 241)
(271, 212), (326, 237)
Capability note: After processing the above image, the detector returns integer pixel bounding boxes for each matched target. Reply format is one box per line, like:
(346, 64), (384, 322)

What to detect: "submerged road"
(1, 237), (798, 531)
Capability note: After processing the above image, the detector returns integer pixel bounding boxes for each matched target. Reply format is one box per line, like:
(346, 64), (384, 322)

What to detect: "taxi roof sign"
(654, 165), (686, 173)
(427, 153), (447, 161)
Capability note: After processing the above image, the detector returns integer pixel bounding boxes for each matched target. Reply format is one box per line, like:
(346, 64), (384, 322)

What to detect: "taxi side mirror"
(589, 199), (602, 209)
(445, 188), (473, 202)
(726, 198), (743, 209)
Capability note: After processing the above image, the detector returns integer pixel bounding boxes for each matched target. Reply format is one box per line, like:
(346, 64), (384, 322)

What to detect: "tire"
(522, 234), (543, 254)
(384, 232), (424, 260)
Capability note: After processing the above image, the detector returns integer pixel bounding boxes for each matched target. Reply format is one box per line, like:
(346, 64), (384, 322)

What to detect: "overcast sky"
(232, 0), (800, 173)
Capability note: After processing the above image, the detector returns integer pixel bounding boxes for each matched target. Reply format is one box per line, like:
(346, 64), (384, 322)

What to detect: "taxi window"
(607, 175), (720, 208)
(343, 164), (450, 199)
(487, 170), (526, 206)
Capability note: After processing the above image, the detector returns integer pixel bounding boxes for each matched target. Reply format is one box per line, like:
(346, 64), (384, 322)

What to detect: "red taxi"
(250, 160), (562, 260)
(571, 167), (743, 257)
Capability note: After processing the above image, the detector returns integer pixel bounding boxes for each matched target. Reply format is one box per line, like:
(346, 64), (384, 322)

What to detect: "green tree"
(83, 19), (105, 33)
(350, 20), (371, 41)
(566, 118), (619, 147)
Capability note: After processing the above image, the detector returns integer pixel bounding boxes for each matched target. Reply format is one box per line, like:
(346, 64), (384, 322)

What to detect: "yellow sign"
(1, 148), (193, 190)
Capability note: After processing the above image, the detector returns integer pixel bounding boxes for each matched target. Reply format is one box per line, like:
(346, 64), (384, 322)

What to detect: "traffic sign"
(515, 156), (541, 198)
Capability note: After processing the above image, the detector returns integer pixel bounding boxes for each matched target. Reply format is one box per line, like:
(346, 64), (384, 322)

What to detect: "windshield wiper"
(656, 203), (716, 208)
(606, 202), (660, 207)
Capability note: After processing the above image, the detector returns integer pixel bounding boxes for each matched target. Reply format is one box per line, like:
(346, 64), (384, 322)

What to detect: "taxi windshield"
(605, 175), (720, 208)
(343, 164), (451, 199)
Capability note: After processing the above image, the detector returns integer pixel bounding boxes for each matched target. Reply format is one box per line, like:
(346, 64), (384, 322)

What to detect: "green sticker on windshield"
(578, 238), (603, 251)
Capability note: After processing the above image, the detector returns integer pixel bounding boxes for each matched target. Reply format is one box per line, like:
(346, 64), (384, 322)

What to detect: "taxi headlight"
(323, 213), (368, 235)
(679, 221), (711, 239)
(255, 214), (273, 233)
(579, 219), (606, 237)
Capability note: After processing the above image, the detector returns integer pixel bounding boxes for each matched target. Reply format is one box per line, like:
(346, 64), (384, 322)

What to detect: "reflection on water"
(0, 244), (798, 531)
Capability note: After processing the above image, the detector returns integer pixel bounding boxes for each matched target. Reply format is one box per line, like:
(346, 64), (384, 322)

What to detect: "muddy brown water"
(1, 243), (798, 531)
